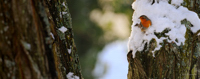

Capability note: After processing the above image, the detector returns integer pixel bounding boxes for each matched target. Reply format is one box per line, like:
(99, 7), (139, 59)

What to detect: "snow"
(68, 49), (71, 54)
(58, 26), (68, 33)
(59, 2), (68, 18)
(128, 0), (200, 58)
(62, 2), (66, 7)
(68, 46), (72, 54)
(93, 40), (128, 79)
(62, 12), (68, 15)
(198, 33), (200, 36)
(66, 72), (79, 79)
(50, 32), (55, 40)
(21, 41), (31, 50)
(60, 12), (68, 17)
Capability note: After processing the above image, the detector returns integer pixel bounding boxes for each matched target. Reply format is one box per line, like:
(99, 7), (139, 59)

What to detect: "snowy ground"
(93, 40), (128, 79)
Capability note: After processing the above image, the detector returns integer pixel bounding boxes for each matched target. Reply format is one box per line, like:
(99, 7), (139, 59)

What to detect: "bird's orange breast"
(140, 19), (151, 28)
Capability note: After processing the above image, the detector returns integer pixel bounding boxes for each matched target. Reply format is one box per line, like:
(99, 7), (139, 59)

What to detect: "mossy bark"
(127, 0), (200, 79)
(0, 0), (83, 79)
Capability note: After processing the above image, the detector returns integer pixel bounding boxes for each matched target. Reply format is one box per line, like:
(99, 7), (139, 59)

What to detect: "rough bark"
(127, 0), (200, 79)
(0, 0), (82, 79)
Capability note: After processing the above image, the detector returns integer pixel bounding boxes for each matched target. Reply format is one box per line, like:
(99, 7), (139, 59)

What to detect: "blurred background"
(67, 0), (133, 79)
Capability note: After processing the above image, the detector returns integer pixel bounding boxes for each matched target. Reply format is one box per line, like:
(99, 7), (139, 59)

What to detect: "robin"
(135, 15), (152, 32)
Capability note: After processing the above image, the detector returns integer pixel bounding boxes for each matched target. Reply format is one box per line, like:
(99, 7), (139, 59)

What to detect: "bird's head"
(139, 15), (149, 20)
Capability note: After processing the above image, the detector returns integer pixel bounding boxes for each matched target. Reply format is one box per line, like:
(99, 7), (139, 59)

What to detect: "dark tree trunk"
(0, 0), (83, 79)
(127, 0), (200, 79)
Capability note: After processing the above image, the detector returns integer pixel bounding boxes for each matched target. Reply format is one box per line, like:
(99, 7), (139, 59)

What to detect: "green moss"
(154, 28), (171, 39)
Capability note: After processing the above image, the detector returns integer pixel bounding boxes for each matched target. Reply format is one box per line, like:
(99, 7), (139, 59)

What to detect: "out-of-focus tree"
(67, 0), (104, 79)
(0, 0), (82, 79)
(67, 0), (133, 78)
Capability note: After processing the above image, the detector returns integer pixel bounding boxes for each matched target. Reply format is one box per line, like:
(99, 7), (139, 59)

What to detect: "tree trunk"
(127, 0), (200, 79)
(0, 0), (83, 79)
